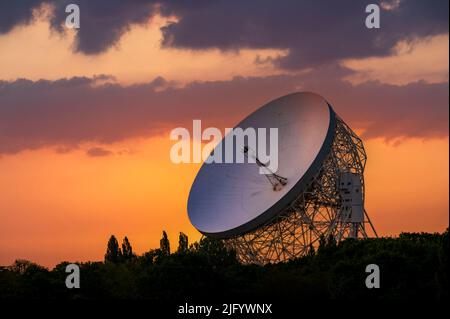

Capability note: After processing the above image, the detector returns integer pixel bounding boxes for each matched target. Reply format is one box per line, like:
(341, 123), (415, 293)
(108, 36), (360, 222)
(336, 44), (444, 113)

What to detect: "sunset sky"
(0, 0), (448, 267)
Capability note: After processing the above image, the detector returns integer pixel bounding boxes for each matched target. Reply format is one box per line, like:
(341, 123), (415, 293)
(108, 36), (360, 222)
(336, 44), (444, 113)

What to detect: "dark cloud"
(0, 0), (159, 54)
(0, 67), (447, 155)
(86, 146), (113, 157)
(0, 0), (43, 33)
(48, 0), (158, 54)
(160, 0), (449, 68)
(0, 0), (447, 63)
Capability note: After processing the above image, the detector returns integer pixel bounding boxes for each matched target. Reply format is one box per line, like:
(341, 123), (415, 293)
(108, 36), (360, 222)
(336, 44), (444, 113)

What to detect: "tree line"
(0, 229), (448, 299)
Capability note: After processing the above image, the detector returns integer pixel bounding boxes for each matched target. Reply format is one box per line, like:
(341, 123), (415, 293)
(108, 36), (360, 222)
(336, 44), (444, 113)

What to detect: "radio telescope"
(187, 92), (377, 265)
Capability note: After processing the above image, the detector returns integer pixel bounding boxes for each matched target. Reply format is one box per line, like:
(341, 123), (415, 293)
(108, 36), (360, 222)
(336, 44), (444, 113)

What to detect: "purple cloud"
(0, 0), (447, 66)
(86, 147), (113, 157)
(0, 66), (447, 155)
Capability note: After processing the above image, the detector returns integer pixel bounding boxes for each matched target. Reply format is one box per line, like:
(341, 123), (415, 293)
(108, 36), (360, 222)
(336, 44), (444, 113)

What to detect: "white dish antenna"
(187, 92), (377, 264)
(188, 92), (334, 238)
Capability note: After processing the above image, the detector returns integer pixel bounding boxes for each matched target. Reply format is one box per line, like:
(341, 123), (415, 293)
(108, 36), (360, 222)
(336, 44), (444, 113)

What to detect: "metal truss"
(223, 116), (378, 265)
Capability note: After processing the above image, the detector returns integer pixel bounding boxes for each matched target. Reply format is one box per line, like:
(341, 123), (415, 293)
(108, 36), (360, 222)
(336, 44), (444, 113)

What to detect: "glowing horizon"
(0, 2), (448, 267)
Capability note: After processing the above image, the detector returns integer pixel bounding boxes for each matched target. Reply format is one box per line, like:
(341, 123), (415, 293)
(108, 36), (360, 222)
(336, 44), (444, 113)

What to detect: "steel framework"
(223, 116), (378, 265)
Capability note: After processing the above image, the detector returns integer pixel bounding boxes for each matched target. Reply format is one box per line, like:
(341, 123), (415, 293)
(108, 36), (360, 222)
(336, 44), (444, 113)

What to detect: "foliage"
(104, 235), (122, 264)
(0, 230), (448, 300)
(177, 232), (189, 253)
(159, 231), (170, 256)
(121, 237), (134, 261)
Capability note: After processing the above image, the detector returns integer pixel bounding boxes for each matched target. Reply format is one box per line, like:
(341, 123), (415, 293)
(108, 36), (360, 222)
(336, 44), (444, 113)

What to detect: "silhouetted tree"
(437, 228), (449, 298)
(317, 234), (327, 255)
(317, 234), (337, 256)
(8, 259), (43, 275)
(160, 231), (170, 256)
(140, 249), (159, 266)
(122, 236), (134, 261)
(105, 235), (122, 263)
(1, 230), (448, 300)
(177, 232), (188, 253)
(195, 237), (237, 266)
(327, 234), (337, 248)
(307, 243), (315, 257)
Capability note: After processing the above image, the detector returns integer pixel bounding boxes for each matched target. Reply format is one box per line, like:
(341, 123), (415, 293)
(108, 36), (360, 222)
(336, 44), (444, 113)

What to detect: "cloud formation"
(0, 0), (447, 67)
(86, 147), (113, 157)
(160, 0), (449, 68)
(0, 67), (447, 155)
(0, 0), (43, 33)
(49, 0), (158, 54)
(0, 0), (159, 54)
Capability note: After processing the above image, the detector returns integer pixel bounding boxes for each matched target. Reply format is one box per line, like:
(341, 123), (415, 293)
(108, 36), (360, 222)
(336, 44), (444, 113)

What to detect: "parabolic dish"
(187, 92), (336, 239)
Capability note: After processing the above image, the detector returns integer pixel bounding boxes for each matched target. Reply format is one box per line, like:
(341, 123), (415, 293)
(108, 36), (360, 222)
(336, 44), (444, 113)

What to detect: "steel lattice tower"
(223, 116), (377, 265)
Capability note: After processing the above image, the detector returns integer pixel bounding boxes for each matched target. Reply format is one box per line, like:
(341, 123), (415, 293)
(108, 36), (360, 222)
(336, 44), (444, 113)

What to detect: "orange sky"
(0, 12), (448, 267)
(0, 136), (448, 267)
